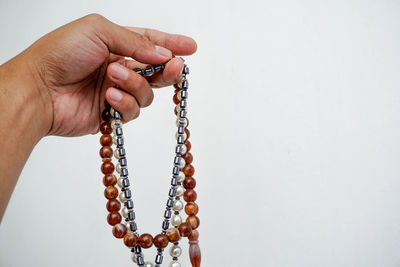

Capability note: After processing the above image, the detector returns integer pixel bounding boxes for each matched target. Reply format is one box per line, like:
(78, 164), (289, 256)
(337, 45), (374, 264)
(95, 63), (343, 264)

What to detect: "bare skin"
(0, 13), (197, 222)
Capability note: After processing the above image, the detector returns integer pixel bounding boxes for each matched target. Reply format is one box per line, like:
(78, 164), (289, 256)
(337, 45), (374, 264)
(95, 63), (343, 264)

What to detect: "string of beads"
(99, 59), (201, 267)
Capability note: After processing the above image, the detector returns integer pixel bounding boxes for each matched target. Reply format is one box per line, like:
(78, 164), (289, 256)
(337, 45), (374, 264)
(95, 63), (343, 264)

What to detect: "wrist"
(0, 53), (53, 142)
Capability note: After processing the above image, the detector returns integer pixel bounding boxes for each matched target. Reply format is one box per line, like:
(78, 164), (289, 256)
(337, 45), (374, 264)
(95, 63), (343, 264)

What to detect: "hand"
(19, 13), (197, 137)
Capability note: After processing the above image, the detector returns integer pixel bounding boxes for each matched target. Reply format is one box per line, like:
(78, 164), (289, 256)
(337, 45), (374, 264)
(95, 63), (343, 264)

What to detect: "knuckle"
(142, 91), (154, 108)
(85, 13), (105, 24)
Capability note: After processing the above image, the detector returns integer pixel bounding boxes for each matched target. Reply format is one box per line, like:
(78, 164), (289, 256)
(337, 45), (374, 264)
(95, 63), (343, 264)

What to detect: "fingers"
(126, 27), (197, 56)
(105, 87), (140, 122)
(83, 14), (172, 64)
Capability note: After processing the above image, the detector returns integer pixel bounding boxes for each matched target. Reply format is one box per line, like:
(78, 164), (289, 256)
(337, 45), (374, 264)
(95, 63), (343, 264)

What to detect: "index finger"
(125, 27), (198, 56)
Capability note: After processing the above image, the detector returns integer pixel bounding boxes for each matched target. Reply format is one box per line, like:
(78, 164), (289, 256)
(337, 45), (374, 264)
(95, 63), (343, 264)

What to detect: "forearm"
(0, 53), (51, 221)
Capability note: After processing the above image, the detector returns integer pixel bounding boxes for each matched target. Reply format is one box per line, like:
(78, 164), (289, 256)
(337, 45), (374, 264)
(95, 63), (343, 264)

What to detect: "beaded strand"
(98, 60), (201, 267)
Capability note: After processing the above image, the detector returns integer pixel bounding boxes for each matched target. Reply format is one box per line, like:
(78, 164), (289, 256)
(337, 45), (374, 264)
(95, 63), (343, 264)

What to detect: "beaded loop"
(99, 60), (200, 266)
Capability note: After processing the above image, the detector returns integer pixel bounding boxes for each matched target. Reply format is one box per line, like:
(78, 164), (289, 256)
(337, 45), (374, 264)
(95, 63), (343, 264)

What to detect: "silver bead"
(176, 171), (185, 183)
(175, 186), (184, 197)
(117, 178), (124, 188)
(176, 118), (188, 127)
(175, 132), (187, 141)
(144, 262), (154, 267)
(172, 200), (183, 211)
(169, 245), (182, 257)
(119, 192), (126, 202)
(122, 207), (129, 218)
(169, 261), (181, 267)
(171, 215), (182, 226)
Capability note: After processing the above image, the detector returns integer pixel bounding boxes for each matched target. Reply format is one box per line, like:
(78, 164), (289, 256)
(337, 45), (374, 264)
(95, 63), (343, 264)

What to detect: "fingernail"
(109, 88), (123, 102)
(155, 45), (172, 59)
(110, 64), (129, 81)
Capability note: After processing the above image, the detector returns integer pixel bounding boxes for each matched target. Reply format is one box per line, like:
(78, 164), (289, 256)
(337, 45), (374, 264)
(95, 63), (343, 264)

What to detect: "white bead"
(119, 192), (126, 202)
(117, 178), (124, 188)
(169, 261), (181, 267)
(125, 221), (131, 231)
(122, 207), (129, 218)
(116, 163), (121, 174)
(176, 171), (185, 183)
(169, 245), (182, 257)
(114, 149), (120, 159)
(177, 78), (183, 88)
(176, 104), (181, 112)
(131, 253), (137, 263)
(113, 135), (118, 145)
(175, 132), (187, 141)
(176, 118), (188, 127)
(181, 145), (187, 155)
(175, 186), (184, 197)
(171, 215), (182, 226)
(172, 200), (183, 211)
(144, 262), (154, 267)
(177, 90), (183, 100)
(178, 158), (186, 169)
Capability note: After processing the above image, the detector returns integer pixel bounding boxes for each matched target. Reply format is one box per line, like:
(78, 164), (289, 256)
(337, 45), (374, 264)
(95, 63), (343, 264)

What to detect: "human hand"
(10, 13), (197, 137)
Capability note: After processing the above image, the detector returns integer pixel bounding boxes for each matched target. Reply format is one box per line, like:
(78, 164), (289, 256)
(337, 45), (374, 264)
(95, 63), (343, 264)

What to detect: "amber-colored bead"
(174, 106), (178, 115)
(104, 186), (118, 199)
(183, 177), (196, 189)
(103, 174), (117, 186)
(178, 222), (192, 237)
(124, 232), (138, 247)
(173, 93), (179, 104)
(100, 146), (113, 158)
(100, 134), (113, 146)
(185, 128), (190, 139)
(185, 202), (199, 215)
(186, 215), (200, 230)
(107, 212), (122, 226)
(188, 229), (199, 241)
(100, 121), (112, 134)
(183, 164), (195, 176)
(183, 189), (197, 202)
(183, 152), (193, 164)
(166, 228), (181, 242)
(112, 223), (127, 238)
(189, 241), (201, 267)
(101, 161), (114, 174)
(185, 140), (191, 152)
(138, 233), (153, 249)
(153, 234), (169, 249)
(174, 84), (180, 91)
(106, 199), (121, 212)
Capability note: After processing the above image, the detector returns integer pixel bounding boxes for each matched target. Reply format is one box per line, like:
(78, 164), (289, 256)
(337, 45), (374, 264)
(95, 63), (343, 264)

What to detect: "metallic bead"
(119, 157), (127, 167)
(171, 215), (182, 226)
(116, 127), (123, 136)
(130, 221), (138, 231)
(172, 166), (180, 175)
(134, 68), (144, 76)
(119, 148), (126, 157)
(154, 65), (163, 72)
(169, 188), (176, 197)
(144, 66), (155, 77)
(117, 136), (124, 146)
(172, 200), (183, 211)
(128, 211), (135, 220)
(137, 255), (144, 265)
(126, 200), (134, 209)
(164, 210), (172, 219)
(175, 132), (187, 142)
(178, 110), (187, 119)
(176, 118), (188, 127)
(121, 168), (128, 177)
(182, 65), (189, 74)
(182, 79), (189, 90)
(169, 261), (181, 267)
(114, 111), (121, 120)
(175, 186), (184, 197)
(169, 245), (182, 257)
(155, 254), (163, 264)
(180, 90), (188, 100)
(162, 220), (170, 230)
(171, 178), (177, 186)
(179, 100), (187, 109)
(124, 189), (132, 199)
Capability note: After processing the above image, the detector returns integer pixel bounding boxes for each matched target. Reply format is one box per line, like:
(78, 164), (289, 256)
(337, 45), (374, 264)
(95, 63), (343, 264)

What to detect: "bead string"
(98, 59), (201, 267)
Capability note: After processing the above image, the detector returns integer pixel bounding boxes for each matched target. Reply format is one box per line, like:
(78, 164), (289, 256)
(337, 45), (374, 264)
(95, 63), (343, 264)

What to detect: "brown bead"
(112, 223), (127, 238)
(183, 177), (196, 189)
(100, 134), (113, 146)
(173, 93), (179, 104)
(124, 232), (138, 247)
(185, 128), (190, 139)
(183, 164), (195, 176)
(189, 241), (201, 267)
(186, 215), (200, 230)
(100, 122), (112, 134)
(166, 228), (181, 242)
(107, 212), (122, 226)
(185, 202), (199, 215)
(153, 234), (169, 249)
(183, 189), (197, 202)
(185, 140), (191, 152)
(100, 146), (113, 158)
(101, 161), (114, 174)
(174, 84), (180, 91)
(188, 229), (199, 241)
(178, 222), (192, 237)
(104, 186), (118, 199)
(174, 106), (178, 115)
(102, 109), (111, 122)
(103, 174), (117, 186)
(106, 199), (121, 212)
(183, 152), (193, 165)
(138, 233), (153, 249)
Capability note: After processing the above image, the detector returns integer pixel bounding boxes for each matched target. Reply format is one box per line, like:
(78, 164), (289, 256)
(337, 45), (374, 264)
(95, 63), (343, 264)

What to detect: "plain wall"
(1, 0), (400, 266)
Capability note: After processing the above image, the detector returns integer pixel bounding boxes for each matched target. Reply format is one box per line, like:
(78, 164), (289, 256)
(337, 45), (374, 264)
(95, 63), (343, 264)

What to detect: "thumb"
(86, 14), (172, 64)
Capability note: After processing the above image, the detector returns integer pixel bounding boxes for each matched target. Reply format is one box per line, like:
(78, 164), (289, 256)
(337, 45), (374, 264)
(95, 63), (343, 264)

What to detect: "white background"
(1, 0), (400, 266)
